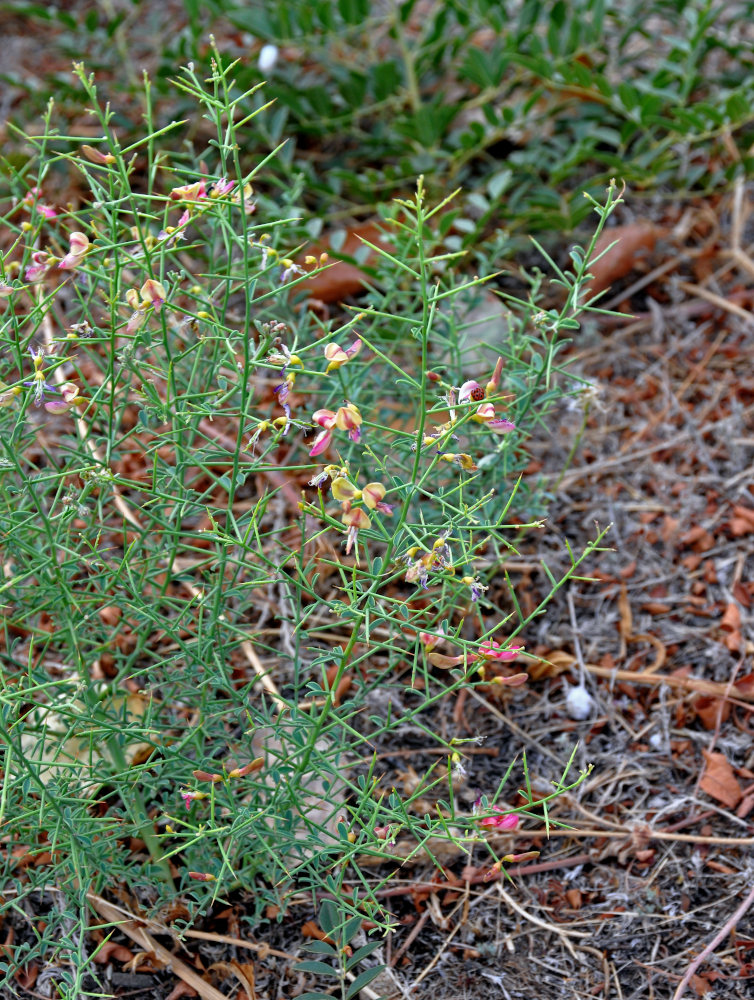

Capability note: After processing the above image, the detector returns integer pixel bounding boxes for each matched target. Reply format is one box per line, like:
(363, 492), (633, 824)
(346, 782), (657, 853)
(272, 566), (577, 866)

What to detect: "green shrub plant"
(0, 53), (615, 997)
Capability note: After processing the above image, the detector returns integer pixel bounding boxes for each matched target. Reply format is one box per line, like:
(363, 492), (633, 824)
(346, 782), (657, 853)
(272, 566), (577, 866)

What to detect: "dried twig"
(672, 881), (754, 999)
(87, 893), (227, 1000)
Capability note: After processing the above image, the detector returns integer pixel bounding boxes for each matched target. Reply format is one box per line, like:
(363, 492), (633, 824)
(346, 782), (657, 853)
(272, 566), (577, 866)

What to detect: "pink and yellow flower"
(331, 476), (392, 514)
(342, 506), (371, 557)
(44, 381), (86, 415)
(125, 278), (167, 335)
(22, 187), (57, 220)
(80, 144), (116, 165)
(457, 357), (515, 434)
(180, 789), (209, 809)
(58, 232), (90, 271)
(309, 402), (362, 456)
(25, 250), (54, 282)
(170, 179), (208, 202)
(324, 338), (362, 373)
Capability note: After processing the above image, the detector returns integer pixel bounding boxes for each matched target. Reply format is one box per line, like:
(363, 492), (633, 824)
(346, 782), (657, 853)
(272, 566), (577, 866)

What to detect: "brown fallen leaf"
(301, 222), (391, 303)
(692, 695), (731, 730)
(92, 940), (135, 965)
(735, 673), (754, 698)
(720, 602), (743, 651)
(301, 919), (336, 948)
(586, 222), (661, 296)
(699, 750), (742, 809)
(164, 984), (198, 1000)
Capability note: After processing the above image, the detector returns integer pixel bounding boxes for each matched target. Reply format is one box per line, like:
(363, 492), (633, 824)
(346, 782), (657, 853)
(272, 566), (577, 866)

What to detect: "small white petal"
(565, 684), (594, 720)
(258, 44), (279, 74)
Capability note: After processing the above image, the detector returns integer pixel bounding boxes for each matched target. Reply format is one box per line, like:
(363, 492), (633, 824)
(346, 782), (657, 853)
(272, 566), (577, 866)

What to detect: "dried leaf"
(692, 696), (731, 730)
(528, 650), (573, 680)
(565, 888), (582, 909)
(164, 984), (198, 1000)
(736, 794), (754, 819)
(14, 964), (38, 991)
(734, 673), (754, 697)
(699, 750), (742, 809)
(92, 940), (135, 964)
(301, 920), (336, 947)
(720, 603), (741, 633)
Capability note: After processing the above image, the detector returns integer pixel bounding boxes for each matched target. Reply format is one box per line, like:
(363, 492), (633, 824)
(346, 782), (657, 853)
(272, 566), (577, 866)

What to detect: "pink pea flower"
(457, 357), (515, 433)
(211, 177), (235, 197)
(44, 381), (85, 415)
(22, 187), (57, 220)
(309, 403), (362, 456)
(324, 338), (362, 373)
(473, 401), (515, 433)
(124, 278), (167, 335)
(373, 824), (397, 846)
(25, 250), (53, 282)
(458, 379), (485, 404)
(459, 357), (505, 402)
(180, 789), (208, 809)
(361, 481), (392, 514)
(419, 629), (446, 653)
(489, 416), (516, 434)
(478, 640), (522, 662)
(426, 635), (525, 671)
(474, 797), (520, 831)
(170, 180), (207, 202)
(140, 278), (166, 310)
(342, 506), (371, 557)
(58, 232), (89, 271)
(479, 808), (519, 830)
(80, 144), (116, 165)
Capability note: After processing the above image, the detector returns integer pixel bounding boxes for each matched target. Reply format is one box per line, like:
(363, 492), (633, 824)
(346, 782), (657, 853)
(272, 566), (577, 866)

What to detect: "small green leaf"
(304, 941), (338, 956)
(319, 899), (339, 936)
(346, 965), (385, 999)
(346, 940), (383, 969)
(297, 960), (337, 976)
(343, 914), (363, 943)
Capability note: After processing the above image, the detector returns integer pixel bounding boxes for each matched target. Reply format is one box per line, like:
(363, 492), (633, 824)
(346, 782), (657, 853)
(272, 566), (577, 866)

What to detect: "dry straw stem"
(88, 893), (228, 1000)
